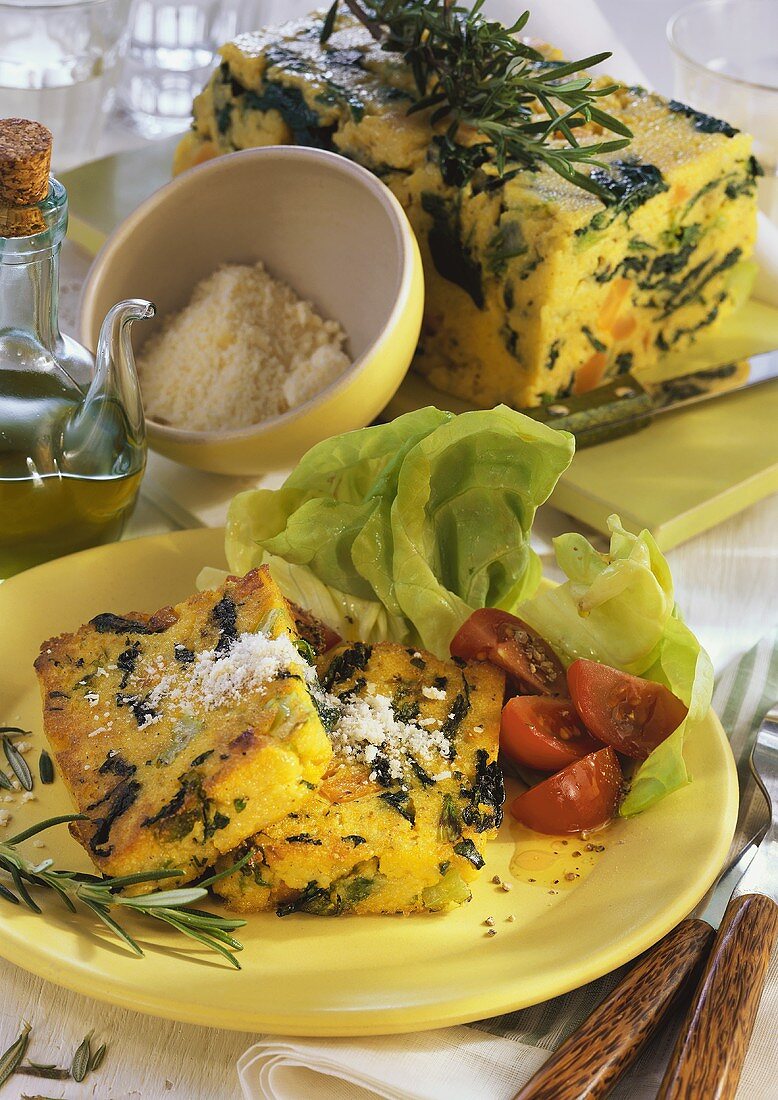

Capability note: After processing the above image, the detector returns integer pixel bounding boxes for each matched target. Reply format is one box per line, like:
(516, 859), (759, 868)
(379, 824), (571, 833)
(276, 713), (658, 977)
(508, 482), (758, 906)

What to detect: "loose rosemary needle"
(321, 1), (632, 199)
(70, 1031), (93, 1083)
(0, 815), (250, 968)
(0, 1022), (31, 1087)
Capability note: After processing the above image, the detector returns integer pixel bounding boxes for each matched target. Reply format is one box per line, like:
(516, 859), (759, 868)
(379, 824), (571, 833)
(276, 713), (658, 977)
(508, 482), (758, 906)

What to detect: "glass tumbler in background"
(116, 0), (271, 136)
(668, 0), (778, 223)
(0, 0), (132, 171)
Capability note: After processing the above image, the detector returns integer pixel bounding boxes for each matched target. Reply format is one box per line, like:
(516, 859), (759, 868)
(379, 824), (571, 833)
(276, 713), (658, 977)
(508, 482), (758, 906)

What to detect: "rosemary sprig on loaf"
(321, 0), (632, 197)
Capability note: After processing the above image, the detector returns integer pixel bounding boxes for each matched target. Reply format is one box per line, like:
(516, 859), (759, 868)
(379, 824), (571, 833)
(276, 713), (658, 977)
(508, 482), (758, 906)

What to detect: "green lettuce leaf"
(263, 556), (410, 646)
(388, 407), (572, 651)
(518, 515), (713, 815)
(225, 405), (573, 656)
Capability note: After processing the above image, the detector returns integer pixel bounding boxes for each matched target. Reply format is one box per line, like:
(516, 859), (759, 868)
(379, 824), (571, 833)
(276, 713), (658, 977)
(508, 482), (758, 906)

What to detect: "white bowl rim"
(80, 144), (420, 445)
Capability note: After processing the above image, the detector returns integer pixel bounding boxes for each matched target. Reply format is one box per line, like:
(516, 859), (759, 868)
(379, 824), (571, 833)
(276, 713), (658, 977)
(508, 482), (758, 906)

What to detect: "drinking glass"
(0, 0), (132, 171)
(668, 0), (778, 223)
(116, 0), (269, 136)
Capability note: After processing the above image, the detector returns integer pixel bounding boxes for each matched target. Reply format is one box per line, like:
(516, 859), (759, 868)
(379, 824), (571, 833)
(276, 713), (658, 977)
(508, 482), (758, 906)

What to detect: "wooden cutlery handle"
(658, 892), (778, 1100)
(513, 917), (714, 1100)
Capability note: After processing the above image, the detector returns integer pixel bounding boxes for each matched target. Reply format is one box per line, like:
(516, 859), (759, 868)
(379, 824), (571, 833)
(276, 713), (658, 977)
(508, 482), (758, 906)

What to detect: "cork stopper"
(0, 119), (53, 237)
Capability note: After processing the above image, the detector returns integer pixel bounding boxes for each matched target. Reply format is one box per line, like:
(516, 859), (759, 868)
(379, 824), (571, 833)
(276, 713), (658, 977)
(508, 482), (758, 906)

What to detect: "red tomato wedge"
(567, 659), (688, 760)
(450, 609), (566, 695)
(510, 747), (623, 835)
(501, 696), (602, 772)
(288, 601), (341, 655)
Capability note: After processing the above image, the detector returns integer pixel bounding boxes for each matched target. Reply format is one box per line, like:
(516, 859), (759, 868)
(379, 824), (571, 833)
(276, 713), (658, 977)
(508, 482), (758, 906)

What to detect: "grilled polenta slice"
(175, 11), (758, 409)
(34, 567), (332, 883)
(213, 642), (505, 915)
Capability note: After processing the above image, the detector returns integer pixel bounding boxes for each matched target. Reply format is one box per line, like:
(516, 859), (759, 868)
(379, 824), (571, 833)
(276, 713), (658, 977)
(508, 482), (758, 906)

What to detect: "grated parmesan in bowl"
(137, 261), (352, 432)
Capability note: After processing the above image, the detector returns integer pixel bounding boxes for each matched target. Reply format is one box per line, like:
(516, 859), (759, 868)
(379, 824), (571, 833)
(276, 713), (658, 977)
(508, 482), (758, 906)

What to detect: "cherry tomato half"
(288, 601), (341, 655)
(510, 747), (623, 835)
(450, 609), (566, 695)
(567, 659), (688, 760)
(501, 696), (602, 772)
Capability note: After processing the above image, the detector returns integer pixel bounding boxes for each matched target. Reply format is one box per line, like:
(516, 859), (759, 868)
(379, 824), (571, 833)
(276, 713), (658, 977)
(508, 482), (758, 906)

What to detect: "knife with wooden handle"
(511, 840), (759, 1100)
(658, 706), (778, 1100)
(514, 705), (778, 1100)
(524, 348), (778, 447)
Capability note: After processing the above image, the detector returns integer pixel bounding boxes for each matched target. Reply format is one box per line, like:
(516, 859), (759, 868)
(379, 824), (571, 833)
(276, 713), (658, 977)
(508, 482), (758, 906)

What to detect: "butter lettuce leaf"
(519, 518), (674, 673)
(519, 515), (713, 816)
(389, 407), (572, 651)
(196, 561), (408, 646)
(263, 555), (410, 646)
(225, 405), (573, 656)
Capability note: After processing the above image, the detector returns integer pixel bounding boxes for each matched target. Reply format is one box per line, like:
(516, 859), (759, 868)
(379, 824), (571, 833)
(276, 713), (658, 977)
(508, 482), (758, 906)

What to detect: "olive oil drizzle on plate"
(509, 821), (610, 893)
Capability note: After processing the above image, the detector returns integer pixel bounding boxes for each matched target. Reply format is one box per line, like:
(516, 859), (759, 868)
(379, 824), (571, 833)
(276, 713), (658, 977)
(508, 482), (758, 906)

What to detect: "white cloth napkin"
(238, 1030), (549, 1100)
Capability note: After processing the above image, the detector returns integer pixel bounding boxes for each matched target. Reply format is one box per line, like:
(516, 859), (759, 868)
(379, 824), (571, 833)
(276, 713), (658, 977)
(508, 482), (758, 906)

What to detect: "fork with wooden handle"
(515, 704), (778, 1100)
(512, 916), (715, 1100)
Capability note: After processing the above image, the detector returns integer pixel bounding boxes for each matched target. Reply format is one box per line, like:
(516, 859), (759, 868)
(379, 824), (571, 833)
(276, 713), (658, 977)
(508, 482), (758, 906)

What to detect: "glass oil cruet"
(0, 118), (154, 579)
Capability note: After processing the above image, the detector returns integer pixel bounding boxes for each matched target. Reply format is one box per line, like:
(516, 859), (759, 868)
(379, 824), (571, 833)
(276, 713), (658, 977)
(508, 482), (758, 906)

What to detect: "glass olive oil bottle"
(0, 119), (153, 578)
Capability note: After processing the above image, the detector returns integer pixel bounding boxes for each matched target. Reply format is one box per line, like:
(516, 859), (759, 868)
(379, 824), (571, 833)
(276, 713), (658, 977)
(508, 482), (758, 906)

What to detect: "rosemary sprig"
(0, 815), (250, 968)
(321, 1), (632, 199)
(0, 1022), (31, 1087)
(0, 1024), (107, 1087)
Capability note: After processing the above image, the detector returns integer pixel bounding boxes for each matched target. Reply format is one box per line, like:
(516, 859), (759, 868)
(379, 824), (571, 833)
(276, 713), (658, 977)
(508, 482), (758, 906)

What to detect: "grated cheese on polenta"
(138, 628), (458, 788)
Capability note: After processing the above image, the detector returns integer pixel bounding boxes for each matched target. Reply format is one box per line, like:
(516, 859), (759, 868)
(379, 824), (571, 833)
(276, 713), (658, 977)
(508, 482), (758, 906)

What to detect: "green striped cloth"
(471, 629), (778, 1097)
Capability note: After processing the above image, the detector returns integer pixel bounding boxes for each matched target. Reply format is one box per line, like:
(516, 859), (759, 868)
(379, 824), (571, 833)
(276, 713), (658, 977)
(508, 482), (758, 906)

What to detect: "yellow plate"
(0, 528), (738, 1035)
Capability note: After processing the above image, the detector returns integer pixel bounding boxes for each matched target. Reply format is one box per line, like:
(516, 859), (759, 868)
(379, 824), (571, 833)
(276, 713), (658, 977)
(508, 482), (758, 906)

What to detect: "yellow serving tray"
(62, 141), (778, 550)
(388, 301), (778, 550)
(62, 136), (183, 255)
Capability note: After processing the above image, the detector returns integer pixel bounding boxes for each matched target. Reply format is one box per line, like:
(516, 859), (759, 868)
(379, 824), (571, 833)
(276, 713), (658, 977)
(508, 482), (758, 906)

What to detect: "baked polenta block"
(213, 642), (505, 915)
(175, 11), (758, 408)
(34, 567), (332, 882)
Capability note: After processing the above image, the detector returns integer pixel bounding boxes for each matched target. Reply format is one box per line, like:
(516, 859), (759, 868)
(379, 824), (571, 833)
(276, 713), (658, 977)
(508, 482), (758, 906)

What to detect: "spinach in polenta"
(212, 642), (505, 915)
(174, 9), (758, 409)
(34, 567), (333, 884)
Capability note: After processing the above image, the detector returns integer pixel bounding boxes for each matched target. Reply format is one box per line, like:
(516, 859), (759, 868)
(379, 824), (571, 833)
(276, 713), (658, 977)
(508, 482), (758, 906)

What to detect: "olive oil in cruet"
(0, 119), (154, 578)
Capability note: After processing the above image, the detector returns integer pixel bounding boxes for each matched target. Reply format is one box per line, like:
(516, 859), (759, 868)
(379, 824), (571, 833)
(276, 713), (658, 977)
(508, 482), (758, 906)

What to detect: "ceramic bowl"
(80, 145), (424, 475)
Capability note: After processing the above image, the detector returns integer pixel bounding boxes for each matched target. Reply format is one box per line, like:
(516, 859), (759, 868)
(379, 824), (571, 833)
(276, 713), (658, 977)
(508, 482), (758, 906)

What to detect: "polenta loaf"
(174, 11), (759, 408)
(34, 567), (332, 883)
(212, 641), (505, 915)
